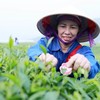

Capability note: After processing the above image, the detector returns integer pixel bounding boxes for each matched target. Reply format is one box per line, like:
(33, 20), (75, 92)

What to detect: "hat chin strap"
(54, 28), (94, 47)
(53, 31), (82, 45)
(88, 30), (95, 47)
(55, 34), (76, 45)
(45, 25), (93, 47)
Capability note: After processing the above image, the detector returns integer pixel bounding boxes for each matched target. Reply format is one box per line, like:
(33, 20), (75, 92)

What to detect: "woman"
(28, 11), (100, 78)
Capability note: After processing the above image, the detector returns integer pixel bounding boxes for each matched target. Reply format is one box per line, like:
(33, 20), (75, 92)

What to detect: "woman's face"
(57, 20), (79, 43)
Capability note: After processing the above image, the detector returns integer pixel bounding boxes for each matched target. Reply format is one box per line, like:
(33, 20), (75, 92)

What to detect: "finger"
(66, 54), (78, 68)
(41, 53), (46, 62)
(79, 56), (91, 71)
(45, 54), (53, 62)
(52, 57), (58, 66)
(39, 53), (46, 62)
(73, 60), (81, 71)
(73, 55), (85, 70)
(82, 62), (90, 71)
(46, 54), (58, 66)
(80, 58), (87, 67)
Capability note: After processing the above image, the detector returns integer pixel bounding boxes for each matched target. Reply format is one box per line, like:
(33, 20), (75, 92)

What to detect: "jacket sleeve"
(27, 37), (47, 61)
(77, 46), (100, 78)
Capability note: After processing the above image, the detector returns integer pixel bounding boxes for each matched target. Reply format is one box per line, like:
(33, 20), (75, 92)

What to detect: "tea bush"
(0, 37), (100, 100)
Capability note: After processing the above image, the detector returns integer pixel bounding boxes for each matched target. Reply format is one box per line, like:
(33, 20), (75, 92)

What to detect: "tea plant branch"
(39, 37), (54, 70)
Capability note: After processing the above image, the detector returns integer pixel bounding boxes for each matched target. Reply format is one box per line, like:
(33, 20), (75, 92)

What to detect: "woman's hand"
(60, 63), (72, 75)
(39, 53), (58, 67)
(66, 53), (91, 71)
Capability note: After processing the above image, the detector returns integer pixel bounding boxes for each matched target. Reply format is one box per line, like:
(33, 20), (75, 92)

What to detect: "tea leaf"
(1, 73), (20, 86)
(8, 36), (14, 49)
(73, 91), (82, 100)
(61, 68), (67, 74)
(73, 72), (78, 79)
(40, 45), (47, 54)
(29, 91), (46, 100)
(42, 91), (59, 100)
(18, 72), (31, 93)
(77, 67), (88, 79)
(0, 94), (5, 100)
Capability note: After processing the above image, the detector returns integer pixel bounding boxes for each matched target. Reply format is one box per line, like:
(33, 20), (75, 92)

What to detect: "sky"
(0, 0), (100, 42)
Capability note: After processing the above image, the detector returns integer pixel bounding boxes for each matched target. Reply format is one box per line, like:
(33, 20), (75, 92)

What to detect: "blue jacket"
(28, 37), (100, 78)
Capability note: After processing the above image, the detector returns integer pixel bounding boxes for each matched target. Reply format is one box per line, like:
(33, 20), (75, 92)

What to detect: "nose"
(64, 27), (70, 35)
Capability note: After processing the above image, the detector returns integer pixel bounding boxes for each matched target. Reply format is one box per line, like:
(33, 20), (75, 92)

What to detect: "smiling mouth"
(63, 37), (71, 41)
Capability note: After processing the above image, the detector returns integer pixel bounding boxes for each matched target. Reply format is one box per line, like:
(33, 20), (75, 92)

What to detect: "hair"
(56, 15), (81, 27)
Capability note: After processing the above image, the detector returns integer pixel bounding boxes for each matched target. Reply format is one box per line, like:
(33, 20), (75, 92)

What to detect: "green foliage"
(77, 67), (88, 79)
(40, 45), (47, 54)
(0, 37), (100, 99)
(91, 43), (100, 62)
(9, 36), (14, 48)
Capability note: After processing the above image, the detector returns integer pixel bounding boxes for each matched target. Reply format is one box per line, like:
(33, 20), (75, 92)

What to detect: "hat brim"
(37, 13), (100, 42)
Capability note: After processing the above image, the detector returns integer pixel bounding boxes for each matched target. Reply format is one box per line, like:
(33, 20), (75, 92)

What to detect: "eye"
(71, 25), (78, 29)
(61, 25), (66, 28)
(58, 24), (66, 28)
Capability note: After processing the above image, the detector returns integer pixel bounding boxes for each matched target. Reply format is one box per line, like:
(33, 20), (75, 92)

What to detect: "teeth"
(64, 37), (70, 39)
(63, 37), (71, 41)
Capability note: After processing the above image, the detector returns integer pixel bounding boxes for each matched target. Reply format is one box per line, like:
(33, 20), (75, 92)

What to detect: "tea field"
(91, 44), (100, 62)
(0, 37), (100, 100)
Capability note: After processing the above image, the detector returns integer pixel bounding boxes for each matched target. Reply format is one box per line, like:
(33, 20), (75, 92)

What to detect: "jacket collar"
(48, 37), (61, 51)
(48, 37), (80, 52)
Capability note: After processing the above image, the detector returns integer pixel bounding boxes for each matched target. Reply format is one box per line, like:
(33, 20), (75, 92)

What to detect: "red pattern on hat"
(88, 19), (96, 34)
(42, 16), (50, 29)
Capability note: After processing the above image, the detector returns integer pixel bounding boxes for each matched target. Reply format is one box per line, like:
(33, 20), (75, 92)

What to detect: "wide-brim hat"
(37, 7), (100, 42)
